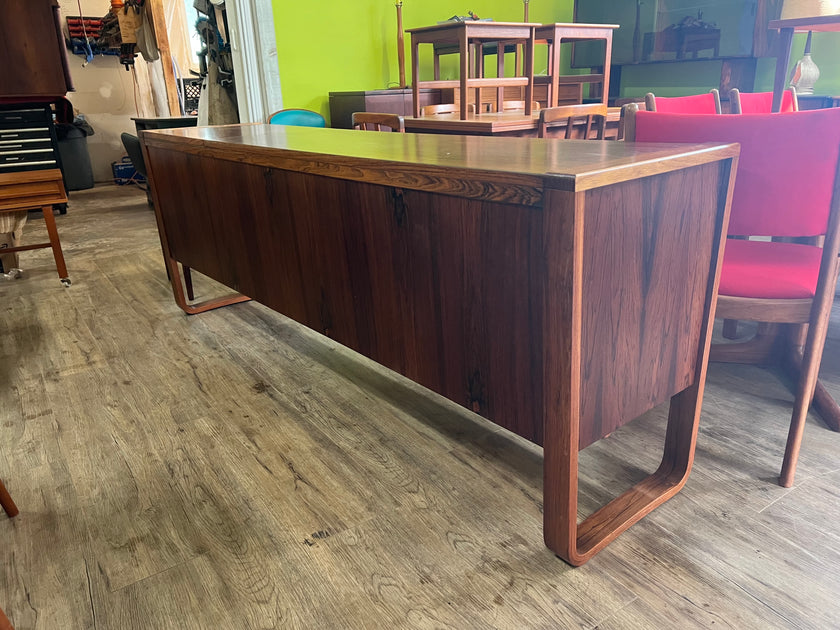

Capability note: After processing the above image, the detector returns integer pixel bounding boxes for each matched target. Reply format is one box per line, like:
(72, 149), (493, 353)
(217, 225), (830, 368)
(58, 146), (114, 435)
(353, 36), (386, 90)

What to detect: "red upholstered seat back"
(652, 93), (719, 113)
(736, 90), (797, 113)
(633, 109), (840, 237)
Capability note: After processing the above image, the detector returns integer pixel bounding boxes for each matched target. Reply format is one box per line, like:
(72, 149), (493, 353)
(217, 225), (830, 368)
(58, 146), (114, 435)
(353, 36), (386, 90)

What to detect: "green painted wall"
(272, 3), (840, 119)
(272, 1), (574, 122)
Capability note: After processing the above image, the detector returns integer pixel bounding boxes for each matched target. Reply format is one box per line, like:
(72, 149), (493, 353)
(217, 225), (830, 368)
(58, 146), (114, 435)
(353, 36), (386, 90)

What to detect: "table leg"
(460, 32), (469, 120)
(412, 36), (421, 118)
(524, 33), (535, 116)
(550, 36), (561, 107)
(497, 41), (505, 114)
(41, 204), (69, 285)
(772, 28), (794, 113)
(602, 35), (614, 107)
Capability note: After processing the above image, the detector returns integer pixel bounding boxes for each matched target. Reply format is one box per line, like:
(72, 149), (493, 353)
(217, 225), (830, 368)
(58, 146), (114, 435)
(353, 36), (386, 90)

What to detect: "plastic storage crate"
(112, 157), (145, 185)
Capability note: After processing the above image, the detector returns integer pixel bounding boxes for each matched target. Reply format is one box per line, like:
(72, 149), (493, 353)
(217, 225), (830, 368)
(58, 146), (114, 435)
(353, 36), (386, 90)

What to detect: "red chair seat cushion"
(719, 239), (823, 299)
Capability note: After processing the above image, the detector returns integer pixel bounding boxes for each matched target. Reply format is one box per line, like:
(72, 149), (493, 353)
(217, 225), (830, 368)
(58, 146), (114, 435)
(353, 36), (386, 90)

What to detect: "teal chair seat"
(267, 108), (326, 127)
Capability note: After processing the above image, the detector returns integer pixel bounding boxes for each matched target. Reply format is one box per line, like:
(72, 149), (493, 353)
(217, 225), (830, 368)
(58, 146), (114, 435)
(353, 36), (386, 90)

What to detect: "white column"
(225, 0), (283, 124)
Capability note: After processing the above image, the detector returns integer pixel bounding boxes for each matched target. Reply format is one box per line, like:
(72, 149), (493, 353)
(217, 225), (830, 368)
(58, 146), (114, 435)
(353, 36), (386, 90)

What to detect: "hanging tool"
(75, 0), (94, 65)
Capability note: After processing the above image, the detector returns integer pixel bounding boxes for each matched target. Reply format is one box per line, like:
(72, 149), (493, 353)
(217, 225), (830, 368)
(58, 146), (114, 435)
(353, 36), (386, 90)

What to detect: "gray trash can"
(56, 124), (94, 191)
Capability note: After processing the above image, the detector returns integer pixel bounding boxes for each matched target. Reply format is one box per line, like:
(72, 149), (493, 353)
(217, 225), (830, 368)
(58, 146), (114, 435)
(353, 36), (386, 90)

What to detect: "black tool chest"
(0, 103), (62, 174)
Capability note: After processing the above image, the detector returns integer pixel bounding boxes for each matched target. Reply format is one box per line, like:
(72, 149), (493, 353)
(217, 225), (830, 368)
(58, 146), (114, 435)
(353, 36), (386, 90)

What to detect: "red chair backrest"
(736, 90), (797, 113)
(652, 93), (719, 114)
(633, 109), (840, 237)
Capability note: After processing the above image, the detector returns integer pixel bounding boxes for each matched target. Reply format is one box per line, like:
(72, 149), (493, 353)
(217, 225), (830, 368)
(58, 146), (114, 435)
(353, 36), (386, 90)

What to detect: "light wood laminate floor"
(1, 185), (840, 629)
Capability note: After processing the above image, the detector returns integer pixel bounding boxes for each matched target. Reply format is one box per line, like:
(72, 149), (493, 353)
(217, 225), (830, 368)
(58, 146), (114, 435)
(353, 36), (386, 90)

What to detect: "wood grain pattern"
(142, 126), (737, 565)
(142, 124), (736, 195)
(0, 0), (71, 98)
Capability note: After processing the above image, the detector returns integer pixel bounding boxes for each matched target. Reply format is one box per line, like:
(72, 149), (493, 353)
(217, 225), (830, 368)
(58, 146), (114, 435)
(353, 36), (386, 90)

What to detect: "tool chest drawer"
(0, 107), (52, 125)
(0, 104), (61, 173)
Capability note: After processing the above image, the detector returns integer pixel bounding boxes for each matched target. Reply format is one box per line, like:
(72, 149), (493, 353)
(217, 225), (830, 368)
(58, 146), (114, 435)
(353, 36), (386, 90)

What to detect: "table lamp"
(790, 30), (820, 94)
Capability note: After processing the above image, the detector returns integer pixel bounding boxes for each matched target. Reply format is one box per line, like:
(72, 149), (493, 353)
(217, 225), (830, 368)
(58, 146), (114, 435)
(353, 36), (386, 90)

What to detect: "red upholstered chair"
(730, 88), (798, 114)
(644, 89), (722, 114)
(1, 477), (18, 630)
(624, 106), (840, 487)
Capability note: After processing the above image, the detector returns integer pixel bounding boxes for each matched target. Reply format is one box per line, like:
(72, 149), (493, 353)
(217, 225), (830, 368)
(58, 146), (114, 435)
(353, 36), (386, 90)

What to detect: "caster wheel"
(60, 278), (72, 287)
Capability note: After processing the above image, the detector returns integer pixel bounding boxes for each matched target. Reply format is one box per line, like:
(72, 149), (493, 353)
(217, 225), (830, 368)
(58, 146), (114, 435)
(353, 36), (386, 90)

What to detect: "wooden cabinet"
(0, 0), (73, 99)
(328, 89), (441, 129)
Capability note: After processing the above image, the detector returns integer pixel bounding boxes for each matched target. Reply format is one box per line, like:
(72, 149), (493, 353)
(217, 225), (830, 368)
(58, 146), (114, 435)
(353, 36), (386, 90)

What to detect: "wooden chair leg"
(0, 477), (18, 518)
(710, 322), (780, 364)
(0, 606), (14, 630)
(40, 205), (70, 286)
(811, 380), (840, 431)
(722, 318), (739, 339)
(781, 342), (840, 432)
(779, 316), (833, 487)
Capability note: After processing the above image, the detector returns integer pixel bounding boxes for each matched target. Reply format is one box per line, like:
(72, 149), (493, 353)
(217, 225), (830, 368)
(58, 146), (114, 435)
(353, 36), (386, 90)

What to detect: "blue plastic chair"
(267, 108), (326, 127)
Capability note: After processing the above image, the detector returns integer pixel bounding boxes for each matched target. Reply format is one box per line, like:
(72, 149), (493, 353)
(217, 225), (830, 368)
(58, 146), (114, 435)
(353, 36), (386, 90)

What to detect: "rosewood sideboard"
(141, 125), (737, 565)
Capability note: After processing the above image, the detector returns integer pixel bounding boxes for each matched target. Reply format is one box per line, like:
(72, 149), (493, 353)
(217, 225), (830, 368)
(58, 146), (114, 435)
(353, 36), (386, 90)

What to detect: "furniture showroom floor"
(1, 184), (839, 629)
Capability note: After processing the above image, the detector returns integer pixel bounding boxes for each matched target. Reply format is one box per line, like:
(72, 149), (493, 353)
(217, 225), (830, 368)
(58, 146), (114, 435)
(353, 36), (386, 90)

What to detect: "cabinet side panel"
(577, 162), (722, 449)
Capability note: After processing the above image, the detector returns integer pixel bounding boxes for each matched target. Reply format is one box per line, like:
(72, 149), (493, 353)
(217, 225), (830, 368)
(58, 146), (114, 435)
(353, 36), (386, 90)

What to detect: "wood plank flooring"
(1, 185), (839, 629)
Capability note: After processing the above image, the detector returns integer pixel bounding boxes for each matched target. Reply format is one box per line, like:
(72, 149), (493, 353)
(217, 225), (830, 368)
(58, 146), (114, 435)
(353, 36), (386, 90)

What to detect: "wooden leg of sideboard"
(41, 205), (69, 285)
(165, 255), (250, 315)
(544, 382), (702, 566)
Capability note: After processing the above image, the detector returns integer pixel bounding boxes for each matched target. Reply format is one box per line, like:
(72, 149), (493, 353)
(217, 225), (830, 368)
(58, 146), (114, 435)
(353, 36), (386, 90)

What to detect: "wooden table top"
(143, 124), (737, 197)
(403, 108), (622, 134)
(768, 14), (840, 32)
(407, 21), (541, 35)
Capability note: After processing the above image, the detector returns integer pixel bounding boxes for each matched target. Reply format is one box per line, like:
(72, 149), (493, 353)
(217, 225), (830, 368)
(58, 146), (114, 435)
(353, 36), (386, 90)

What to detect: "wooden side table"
(0, 168), (70, 285)
(535, 23), (618, 108)
(768, 14), (840, 111)
(408, 21), (538, 119)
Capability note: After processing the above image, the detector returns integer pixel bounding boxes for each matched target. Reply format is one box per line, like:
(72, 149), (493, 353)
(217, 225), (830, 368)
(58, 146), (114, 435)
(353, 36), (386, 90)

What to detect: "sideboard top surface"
(143, 124), (738, 199)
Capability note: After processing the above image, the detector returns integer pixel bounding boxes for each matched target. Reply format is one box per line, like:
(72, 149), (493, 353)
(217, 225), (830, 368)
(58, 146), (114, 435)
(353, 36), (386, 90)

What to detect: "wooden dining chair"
(490, 100), (541, 112)
(644, 89), (722, 114)
(420, 102), (476, 117)
(351, 112), (405, 132)
(538, 103), (607, 139)
(729, 88), (799, 113)
(625, 105), (840, 487)
(1, 477), (18, 630)
(721, 88), (800, 337)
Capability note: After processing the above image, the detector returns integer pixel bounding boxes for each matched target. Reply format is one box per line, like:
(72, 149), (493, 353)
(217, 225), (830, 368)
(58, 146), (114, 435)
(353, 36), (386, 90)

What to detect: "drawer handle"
(1, 134), (20, 138)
